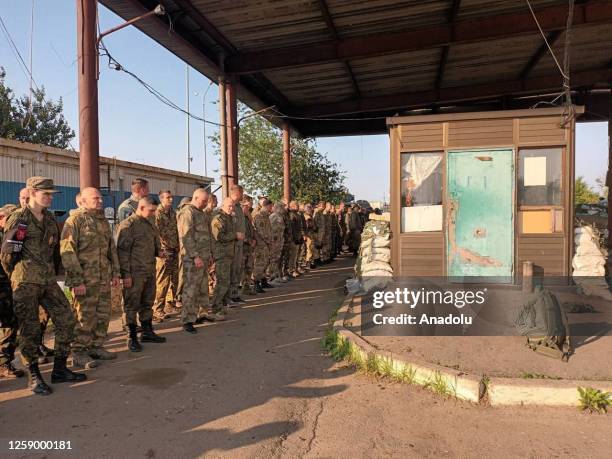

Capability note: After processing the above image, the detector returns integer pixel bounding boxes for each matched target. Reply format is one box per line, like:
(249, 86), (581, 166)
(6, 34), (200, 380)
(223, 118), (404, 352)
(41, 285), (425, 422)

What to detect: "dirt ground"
(1, 255), (610, 458)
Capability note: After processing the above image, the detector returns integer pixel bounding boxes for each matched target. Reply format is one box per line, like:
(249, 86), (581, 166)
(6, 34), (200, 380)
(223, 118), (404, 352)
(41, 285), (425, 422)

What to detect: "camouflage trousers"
(242, 246), (254, 290)
(71, 282), (112, 352)
(0, 282), (18, 365)
(253, 244), (270, 281)
(281, 241), (292, 277)
(176, 255), (184, 303)
(122, 273), (155, 326)
(230, 240), (244, 298)
(287, 242), (300, 274)
(180, 258), (210, 324)
(321, 237), (331, 261)
(12, 281), (75, 364)
(304, 237), (315, 263)
(268, 239), (284, 278)
(153, 252), (179, 316)
(211, 256), (232, 310)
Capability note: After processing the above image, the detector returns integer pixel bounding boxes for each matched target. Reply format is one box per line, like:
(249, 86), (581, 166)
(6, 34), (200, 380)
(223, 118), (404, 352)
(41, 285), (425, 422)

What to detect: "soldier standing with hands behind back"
(1, 177), (86, 395)
(117, 197), (166, 352)
(60, 187), (121, 369)
(210, 197), (237, 315)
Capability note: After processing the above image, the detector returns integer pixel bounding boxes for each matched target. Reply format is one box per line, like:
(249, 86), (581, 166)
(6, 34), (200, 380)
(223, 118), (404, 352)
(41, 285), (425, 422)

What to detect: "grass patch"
(577, 387), (611, 414)
(521, 372), (562, 380)
(424, 371), (455, 397)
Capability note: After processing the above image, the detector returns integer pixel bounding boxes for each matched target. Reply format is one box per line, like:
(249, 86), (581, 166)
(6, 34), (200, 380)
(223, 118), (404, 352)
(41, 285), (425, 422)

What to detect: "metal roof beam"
(518, 30), (563, 81)
(435, 0), (462, 91)
(291, 67), (612, 117)
(226, 1), (612, 74)
(317, 0), (360, 98)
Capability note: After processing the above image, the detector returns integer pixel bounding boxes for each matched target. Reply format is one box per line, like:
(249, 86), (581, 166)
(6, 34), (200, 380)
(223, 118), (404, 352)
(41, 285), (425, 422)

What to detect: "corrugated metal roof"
(99, 0), (612, 135)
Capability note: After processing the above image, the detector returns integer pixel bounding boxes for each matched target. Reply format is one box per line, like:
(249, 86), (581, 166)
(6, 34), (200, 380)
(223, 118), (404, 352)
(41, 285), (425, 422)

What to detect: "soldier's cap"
(0, 204), (18, 216)
(26, 176), (59, 193)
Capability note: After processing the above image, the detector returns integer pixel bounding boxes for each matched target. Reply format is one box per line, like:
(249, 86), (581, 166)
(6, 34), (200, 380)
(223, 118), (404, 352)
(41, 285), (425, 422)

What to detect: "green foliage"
(577, 387), (611, 413)
(424, 371), (455, 397)
(574, 176), (600, 205)
(0, 67), (75, 149)
(212, 104), (348, 203)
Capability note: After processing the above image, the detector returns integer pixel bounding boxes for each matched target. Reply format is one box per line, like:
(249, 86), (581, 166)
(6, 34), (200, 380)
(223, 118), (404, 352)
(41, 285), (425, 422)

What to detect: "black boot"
(51, 353), (87, 384)
(183, 323), (197, 334)
(38, 344), (54, 357)
(27, 363), (52, 395)
(141, 320), (167, 343)
(261, 278), (274, 289)
(127, 324), (142, 352)
(255, 281), (265, 294)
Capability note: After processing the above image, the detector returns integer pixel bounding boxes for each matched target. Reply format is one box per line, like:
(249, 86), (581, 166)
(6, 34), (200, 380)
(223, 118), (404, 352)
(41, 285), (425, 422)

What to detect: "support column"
(76, 0), (100, 189)
(283, 122), (291, 202)
(226, 77), (239, 189)
(218, 77), (228, 198)
(608, 111), (612, 239)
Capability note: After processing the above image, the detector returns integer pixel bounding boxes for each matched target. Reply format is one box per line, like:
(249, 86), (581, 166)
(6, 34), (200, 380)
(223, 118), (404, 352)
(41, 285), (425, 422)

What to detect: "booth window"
(400, 152), (443, 232)
(518, 148), (563, 234)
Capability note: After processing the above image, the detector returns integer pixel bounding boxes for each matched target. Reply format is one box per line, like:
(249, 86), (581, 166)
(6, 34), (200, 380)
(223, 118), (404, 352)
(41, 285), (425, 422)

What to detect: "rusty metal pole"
(225, 77), (239, 188)
(283, 122), (291, 202)
(76, 0), (100, 189)
(218, 77), (228, 198)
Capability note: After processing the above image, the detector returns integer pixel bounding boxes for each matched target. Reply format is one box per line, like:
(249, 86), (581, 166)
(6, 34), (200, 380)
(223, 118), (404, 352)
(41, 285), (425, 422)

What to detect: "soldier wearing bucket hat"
(1, 176), (86, 396)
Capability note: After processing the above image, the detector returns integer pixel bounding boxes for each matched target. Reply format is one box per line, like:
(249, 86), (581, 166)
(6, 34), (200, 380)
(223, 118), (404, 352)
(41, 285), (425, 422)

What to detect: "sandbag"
(362, 276), (393, 293)
(361, 269), (393, 277)
(362, 261), (393, 274)
(575, 243), (606, 256)
(360, 238), (390, 250)
(572, 255), (605, 271)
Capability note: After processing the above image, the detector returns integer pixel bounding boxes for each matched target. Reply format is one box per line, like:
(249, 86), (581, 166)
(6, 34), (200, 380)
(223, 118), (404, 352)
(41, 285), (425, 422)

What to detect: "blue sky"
(0, 1), (607, 202)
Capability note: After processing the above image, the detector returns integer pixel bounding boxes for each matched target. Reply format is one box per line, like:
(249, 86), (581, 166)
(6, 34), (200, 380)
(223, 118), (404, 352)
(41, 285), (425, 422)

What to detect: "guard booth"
(387, 107), (583, 282)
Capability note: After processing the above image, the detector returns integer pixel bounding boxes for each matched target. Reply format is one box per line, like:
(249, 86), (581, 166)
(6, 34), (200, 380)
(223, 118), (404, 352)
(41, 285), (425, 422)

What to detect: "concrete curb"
(333, 294), (612, 407)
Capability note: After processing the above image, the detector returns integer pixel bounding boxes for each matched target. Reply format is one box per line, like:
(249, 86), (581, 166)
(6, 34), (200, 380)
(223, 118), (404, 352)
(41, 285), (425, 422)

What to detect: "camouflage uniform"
(348, 209), (363, 255)
(116, 214), (160, 326)
(241, 212), (256, 294)
(117, 194), (140, 223)
(322, 210), (333, 261)
(303, 212), (316, 264)
(175, 199), (191, 304)
(287, 209), (302, 274)
(313, 209), (326, 261)
(268, 210), (285, 279)
(2, 207), (75, 364)
(153, 205), (179, 317)
(60, 208), (120, 353)
(281, 209), (292, 277)
(177, 204), (212, 324)
(252, 208), (272, 281)
(230, 203), (246, 299)
(0, 208), (19, 368)
(211, 210), (235, 311)
(297, 211), (307, 268)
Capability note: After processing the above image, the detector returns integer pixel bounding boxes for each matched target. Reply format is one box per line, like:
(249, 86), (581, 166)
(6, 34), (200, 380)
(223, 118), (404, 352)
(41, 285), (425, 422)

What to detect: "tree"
(212, 105), (349, 203)
(575, 176), (599, 205)
(0, 67), (75, 149)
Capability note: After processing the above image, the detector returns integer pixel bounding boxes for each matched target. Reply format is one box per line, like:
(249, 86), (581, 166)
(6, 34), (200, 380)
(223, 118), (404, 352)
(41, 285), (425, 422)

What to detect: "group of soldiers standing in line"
(0, 175), (367, 396)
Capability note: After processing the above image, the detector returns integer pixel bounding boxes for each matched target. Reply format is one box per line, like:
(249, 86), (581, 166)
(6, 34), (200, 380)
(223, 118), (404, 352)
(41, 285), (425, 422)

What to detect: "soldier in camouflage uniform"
(229, 185), (246, 303)
(116, 197), (166, 352)
(241, 196), (256, 295)
(280, 202), (292, 280)
(204, 194), (218, 297)
(287, 201), (303, 277)
(297, 203), (308, 272)
(2, 177), (86, 395)
(302, 204), (317, 269)
(60, 187), (121, 369)
(117, 178), (149, 223)
(313, 202), (326, 265)
(153, 190), (179, 322)
(253, 199), (273, 292)
(322, 202), (333, 262)
(0, 204), (25, 379)
(175, 196), (192, 306)
(210, 197), (236, 314)
(178, 189), (222, 334)
(268, 203), (286, 283)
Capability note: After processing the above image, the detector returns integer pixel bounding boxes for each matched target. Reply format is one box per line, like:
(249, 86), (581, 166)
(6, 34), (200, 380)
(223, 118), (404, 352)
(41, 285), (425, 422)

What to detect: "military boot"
(27, 363), (52, 395)
(127, 324), (142, 352)
(0, 361), (25, 379)
(254, 281), (265, 294)
(72, 351), (99, 369)
(51, 353), (87, 384)
(261, 278), (274, 289)
(88, 347), (117, 360)
(140, 320), (167, 343)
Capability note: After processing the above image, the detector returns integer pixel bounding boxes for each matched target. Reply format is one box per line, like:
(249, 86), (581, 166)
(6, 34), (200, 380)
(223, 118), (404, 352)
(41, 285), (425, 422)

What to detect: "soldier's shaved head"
(191, 188), (209, 210)
(221, 196), (234, 214)
(81, 187), (103, 211)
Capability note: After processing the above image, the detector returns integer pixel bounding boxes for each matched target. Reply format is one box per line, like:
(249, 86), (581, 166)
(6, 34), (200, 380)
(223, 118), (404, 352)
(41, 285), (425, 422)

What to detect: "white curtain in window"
(403, 153), (442, 190)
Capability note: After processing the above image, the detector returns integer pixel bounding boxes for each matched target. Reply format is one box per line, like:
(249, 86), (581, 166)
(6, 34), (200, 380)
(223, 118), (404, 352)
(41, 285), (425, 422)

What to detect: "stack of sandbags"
(356, 220), (393, 292)
(572, 225), (606, 277)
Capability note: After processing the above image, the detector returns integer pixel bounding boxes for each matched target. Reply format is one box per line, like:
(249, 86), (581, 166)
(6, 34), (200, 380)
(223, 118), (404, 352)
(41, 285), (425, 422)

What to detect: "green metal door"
(447, 149), (513, 281)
